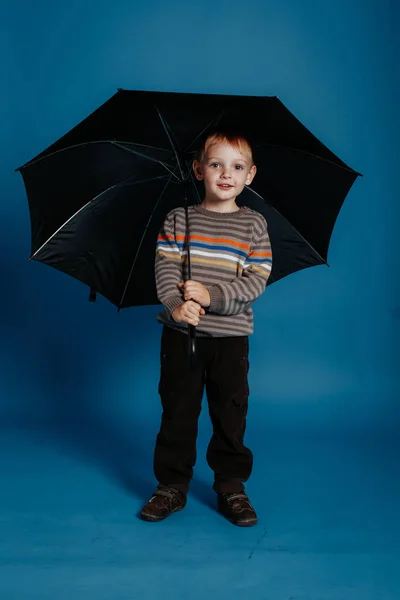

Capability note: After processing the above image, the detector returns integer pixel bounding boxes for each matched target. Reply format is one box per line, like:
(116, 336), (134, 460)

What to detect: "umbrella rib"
(29, 173), (169, 260)
(154, 106), (185, 181)
(245, 185), (329, 266)
(16, 140), (171, 171)
(111, 141), (181, 183)
(255, 143), (363, 176)
(184, 110), (225, 153)
(114, 141), (171, 152)
(118, 168), (180, 309)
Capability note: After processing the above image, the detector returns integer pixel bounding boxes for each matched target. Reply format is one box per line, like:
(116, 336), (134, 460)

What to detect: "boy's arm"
(155, 212), (185, 319)
(205, 219), (272, 316)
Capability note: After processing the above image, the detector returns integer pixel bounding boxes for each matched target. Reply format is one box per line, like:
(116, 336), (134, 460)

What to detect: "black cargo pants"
(153, 325), (253, 495)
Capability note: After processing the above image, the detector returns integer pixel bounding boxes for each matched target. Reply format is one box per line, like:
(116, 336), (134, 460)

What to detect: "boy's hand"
(178, 280), (211, 307)
(172, 301), (205, 326)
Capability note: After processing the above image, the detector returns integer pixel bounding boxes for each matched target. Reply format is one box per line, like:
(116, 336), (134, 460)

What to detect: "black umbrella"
(16, 88), (361, 355)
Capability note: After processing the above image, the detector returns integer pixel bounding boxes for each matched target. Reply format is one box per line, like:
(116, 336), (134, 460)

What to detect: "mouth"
(217, 184), (233, 189)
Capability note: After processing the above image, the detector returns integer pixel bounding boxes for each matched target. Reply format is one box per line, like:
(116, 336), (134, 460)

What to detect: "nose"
(221, 168), (232, 178)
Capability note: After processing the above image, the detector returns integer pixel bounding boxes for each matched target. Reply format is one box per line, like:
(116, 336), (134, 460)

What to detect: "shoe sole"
(230, 517), (258, 527)
(139, 505), (185, 522)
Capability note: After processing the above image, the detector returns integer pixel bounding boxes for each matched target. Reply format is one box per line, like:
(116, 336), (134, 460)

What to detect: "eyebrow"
(207, 156), (248, 163)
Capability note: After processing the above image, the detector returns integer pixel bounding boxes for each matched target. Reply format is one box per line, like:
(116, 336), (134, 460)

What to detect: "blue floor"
(1, 420), (399, 599)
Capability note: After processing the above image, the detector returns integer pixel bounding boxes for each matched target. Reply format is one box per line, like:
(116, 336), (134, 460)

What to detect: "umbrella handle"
(188, 324), (197, 357)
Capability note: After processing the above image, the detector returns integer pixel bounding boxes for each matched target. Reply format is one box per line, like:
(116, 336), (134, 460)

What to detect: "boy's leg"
(205, 335), (253, 494)
(153, 325), (206, 495)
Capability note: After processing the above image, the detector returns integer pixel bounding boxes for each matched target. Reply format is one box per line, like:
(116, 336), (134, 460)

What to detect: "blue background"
(1, 1), (399, 598)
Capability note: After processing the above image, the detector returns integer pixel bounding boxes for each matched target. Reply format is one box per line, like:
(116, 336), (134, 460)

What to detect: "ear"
(245, 164), (257, 185)
(192, 159), (204, 181)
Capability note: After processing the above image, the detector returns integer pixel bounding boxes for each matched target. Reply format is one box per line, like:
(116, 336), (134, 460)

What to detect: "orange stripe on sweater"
(251, 251), (272, 258)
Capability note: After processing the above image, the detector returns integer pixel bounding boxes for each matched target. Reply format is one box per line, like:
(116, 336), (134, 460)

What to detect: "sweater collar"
(192, 204), (249, 219)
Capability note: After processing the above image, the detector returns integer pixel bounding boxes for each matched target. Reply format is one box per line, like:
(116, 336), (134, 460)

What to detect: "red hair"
(195, 131), (254, 165)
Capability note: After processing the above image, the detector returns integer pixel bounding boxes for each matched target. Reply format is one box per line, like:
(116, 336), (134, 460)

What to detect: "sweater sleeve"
(205, 218), (272, 316)
(155, 211), (185, 319)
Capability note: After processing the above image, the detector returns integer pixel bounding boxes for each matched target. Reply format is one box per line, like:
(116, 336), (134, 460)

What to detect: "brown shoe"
(140, 486), (187, 522)
(217, 492), (258, 527)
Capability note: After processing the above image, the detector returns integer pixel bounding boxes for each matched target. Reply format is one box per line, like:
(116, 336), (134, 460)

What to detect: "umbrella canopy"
(16, 88), (361, 309)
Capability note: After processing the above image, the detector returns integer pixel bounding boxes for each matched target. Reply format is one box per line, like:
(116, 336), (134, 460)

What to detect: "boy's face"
(192, 140), (256, 202)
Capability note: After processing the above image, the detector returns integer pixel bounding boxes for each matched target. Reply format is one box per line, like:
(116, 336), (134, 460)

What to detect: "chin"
(215, 189), (236, 198)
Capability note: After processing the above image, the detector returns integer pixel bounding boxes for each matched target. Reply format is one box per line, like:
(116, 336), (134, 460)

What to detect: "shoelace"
(150, 487), (182, 505)
(154, 489), (176, 500)
(223, 493), (253, 511)
(224, 493), (249, 503)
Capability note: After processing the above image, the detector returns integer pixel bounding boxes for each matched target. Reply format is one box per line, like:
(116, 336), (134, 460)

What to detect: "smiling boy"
(140, 131), (272, 526)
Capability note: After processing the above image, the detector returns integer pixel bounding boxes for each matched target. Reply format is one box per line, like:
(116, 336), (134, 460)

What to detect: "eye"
(235, 165), (244, 170)
(210, 162), (220, 168)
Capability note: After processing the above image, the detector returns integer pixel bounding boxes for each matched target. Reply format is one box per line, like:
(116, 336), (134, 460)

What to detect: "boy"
(140, 131), (272, 526)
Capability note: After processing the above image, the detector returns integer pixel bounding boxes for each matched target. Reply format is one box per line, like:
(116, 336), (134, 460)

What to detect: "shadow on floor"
(5, 415), (216, 510)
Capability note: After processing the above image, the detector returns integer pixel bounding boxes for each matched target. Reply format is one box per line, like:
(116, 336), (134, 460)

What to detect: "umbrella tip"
(88, 287), (97, 302)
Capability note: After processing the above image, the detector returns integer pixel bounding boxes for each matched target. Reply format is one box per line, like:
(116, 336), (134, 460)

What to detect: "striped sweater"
(155, 204), (272, 337)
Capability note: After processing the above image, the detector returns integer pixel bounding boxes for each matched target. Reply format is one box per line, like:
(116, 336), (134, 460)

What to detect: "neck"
(200, 196), (240, 213)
